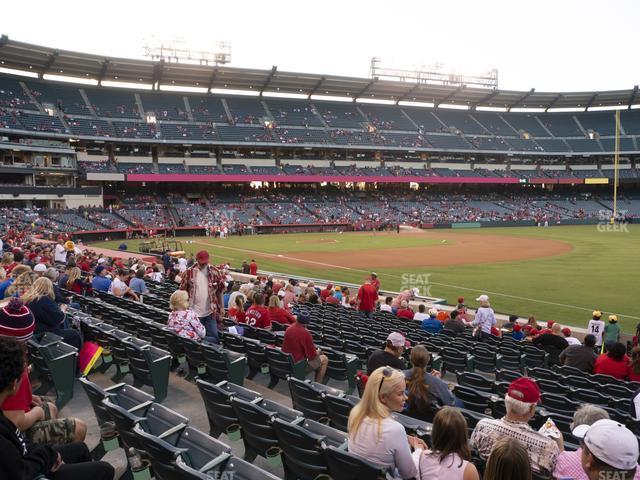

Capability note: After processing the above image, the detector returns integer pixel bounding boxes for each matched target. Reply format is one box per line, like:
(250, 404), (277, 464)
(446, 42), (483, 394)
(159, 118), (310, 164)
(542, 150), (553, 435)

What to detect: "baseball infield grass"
(93, 225), (640, 333)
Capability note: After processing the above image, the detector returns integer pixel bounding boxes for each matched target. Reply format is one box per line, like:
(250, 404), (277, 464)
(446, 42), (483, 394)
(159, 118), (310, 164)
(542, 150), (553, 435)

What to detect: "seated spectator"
(227, 285), (245, 313)
(108, 269), (139, 301)
(436, 309), (449, 323)
(367, 332), (407, 375)
(443, 309), (466, 335)
(6, 270), (37, 298)
(421, 308), (443, 334)
(404, 345), (457, 420)
(413, 304), (429, 321)
(559, 334), (598, 373)
(348, 367), (426, 478)
(325, 291), (340, 305)
(629, 346), (640, 383)
(562, 327), (581, 345)
(91, 266), (111, 293)
(503, 314), (518, 332)
(320, 283), (333, 301)
(268, 295), (296, 325)
(167, 290), (205, 340)
(416, 407), (479, 480)
(22, 278), (81, 350)
(227, 295), (246, 323)
(64, 267), (92, 295)
(391, 288), (418, 313)
(0, 336), (114, 480)
(484, 437), (531, 480)
(470, 377), (561, 476)
(553, 405), (610, 480)
(43, 268), (70, 305)
(149, 265), (163, 282)
(532, 323), (569, 365)
(379, 296), (393, 313)
(511, 324), (525, 341)
(594, 342), (629, 380)
(243, 293), (271, 329)
(396, 301), (415, 320)
(579, 419), (639, 480)
(281, 313), (328, 382)
(129, 269), (149, 295)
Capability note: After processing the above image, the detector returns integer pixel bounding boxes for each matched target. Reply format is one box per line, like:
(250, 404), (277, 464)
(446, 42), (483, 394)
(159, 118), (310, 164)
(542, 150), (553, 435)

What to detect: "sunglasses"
(378, 367), (393, 395)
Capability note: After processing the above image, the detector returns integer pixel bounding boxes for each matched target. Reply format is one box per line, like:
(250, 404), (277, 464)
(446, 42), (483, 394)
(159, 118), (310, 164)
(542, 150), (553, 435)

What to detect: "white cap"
(387, 332), (406, 348)
(277, 289), (286, 298)
(97, 258), (106, 264)
(412, 287), (420, 296)
(428, 308), (438, 316)
(33, 263), (47, 273)
(476, 294), (489, 302)
(575, 419), (639, 470)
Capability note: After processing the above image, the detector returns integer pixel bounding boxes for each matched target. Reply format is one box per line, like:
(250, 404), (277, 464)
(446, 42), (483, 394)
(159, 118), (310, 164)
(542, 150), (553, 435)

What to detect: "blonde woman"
(6, 270), (38, 298)
(65, 266), (92, 295)
(1, 265), (31, 298)
(22, 277), (81, 349)
(348, 367), (427, 478)
(167, 290), (206, 340)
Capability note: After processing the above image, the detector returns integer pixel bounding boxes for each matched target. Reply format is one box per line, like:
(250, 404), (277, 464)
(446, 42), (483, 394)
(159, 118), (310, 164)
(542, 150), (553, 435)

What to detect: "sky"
(1, 0), (638, 93)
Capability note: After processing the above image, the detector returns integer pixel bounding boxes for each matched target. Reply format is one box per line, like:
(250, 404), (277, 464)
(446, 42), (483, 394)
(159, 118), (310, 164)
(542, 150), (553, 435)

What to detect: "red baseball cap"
(513, 324), (522, 332)
(562, 327), (571, 336)
(196, 250), (210, 262)
(547, 320), (555, 328)
(507, 377), (541, 404)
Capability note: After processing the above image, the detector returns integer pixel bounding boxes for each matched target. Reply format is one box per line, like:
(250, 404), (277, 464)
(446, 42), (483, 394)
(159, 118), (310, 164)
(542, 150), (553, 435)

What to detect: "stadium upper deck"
(1, 36), (640, 155)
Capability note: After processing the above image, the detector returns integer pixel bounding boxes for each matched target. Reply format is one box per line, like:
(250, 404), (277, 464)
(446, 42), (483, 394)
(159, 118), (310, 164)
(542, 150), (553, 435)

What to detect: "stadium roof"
(1, 35), (638, 111)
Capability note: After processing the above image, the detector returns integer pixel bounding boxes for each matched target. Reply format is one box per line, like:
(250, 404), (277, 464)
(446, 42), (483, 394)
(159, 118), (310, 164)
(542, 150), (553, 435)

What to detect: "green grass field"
(94, 225), (640, 333)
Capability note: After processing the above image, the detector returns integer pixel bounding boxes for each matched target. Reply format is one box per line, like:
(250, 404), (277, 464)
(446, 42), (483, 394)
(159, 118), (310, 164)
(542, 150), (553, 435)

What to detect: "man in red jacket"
(282, 313), (328, 383)
(249, 259), (258, 276)
(356, 278), (378, 318)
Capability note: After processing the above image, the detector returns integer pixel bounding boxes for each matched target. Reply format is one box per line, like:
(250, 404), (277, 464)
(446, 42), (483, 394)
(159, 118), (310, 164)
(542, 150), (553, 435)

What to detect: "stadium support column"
(612, 110), (620, 223)
(215, 146), (222, 166)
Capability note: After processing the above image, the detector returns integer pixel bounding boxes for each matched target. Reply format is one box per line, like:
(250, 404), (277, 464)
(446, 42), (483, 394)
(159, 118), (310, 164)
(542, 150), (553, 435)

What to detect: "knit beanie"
(0, 298), (35, 342)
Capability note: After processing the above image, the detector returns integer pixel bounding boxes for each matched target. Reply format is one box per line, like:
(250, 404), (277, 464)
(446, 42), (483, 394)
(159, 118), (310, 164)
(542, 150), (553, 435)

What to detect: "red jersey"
(357, 284), (378, 312)
(282, 323), (317, 363)
(268, 306), (296, 325)
(243, 305), (271, 329)
(325, 296), (340, 305)
(371, 278), (381, 291)
(1, 370), (32, 412)
(594, 354), (629, 380)
(628, 366), (640, 382)
(249, 262), (258, 276)
(228, 307), (246, 323)
(397, 308), (415, 320)
(320, 288), (333, 300)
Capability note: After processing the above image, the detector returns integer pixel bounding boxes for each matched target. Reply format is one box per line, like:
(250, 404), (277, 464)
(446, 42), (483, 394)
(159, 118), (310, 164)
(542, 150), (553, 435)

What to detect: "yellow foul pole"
(612, 110), (620, 223)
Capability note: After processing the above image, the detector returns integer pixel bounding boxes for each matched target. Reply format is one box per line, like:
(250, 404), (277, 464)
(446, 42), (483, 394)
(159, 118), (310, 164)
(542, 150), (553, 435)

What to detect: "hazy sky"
(2, 0), (638, 92)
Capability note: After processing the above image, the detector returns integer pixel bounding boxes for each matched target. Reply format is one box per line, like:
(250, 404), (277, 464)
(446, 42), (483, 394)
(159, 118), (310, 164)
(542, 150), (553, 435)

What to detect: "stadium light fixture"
(101, 80), (153, 90)
(262, 91), (308, 99)
(210, 88), (259, 96)
(398, 100), (435, 108)
(587, 105), (628, 111)
(0, 66), (38, 78)
(43, 74), (98, 86)
(160, 84), (207, 93)
(438, 103), (470, 110)
(476, 106), (507, 112)
(355, 98), (395, 105)
(547, 107), (584, 113)
(310, 94), (353, 103)
(510, 107), (545, 113)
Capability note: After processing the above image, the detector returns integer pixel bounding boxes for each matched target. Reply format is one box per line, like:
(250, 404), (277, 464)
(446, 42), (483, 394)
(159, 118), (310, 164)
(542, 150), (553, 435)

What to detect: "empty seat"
(456, 371), (494, 393)
(29, 337), (78, 408)
(325, 445), (389, 480)
(288, 377), (329, 421)
(232, 396), (302, 462)
(453, 385), (493, 415)
(324, 393), (358, 432)
(80, 377), (154, 427)
(322, 347), (360, 394)
(265, 347), (307, 389)
(219, 456), (282, 480)
(196, 379), (261, 438)
(440, 347), (470, 375)
(273, 418), (347, 480)
(202, 343), (247, 386)
(124, 339), (172, 401)
(134, 425), (231, 480)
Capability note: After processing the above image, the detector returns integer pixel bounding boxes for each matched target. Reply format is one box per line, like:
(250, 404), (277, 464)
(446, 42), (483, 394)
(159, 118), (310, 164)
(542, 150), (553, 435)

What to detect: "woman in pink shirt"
(167, 290), (205, 340)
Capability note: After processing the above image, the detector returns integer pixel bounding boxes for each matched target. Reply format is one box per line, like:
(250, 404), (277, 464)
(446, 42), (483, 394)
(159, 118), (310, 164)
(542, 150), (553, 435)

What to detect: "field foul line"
(194, 240), (640, 320)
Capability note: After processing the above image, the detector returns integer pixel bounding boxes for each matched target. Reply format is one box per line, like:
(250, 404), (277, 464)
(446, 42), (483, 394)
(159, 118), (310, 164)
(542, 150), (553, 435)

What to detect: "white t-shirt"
(414, 313), (430, 321)
(418, 451), (468, 480)
(349, 417), (416, 479)
(150, 272), (163, 282)
(54, 244), (67, 263)
(565, 336), (581, 346)
(380, 304), (393, 313)
(587, 320), (605, 346)
(109, 277), (128, 297)
(178, 258), (188, 273)
(191, 267), (211, 317)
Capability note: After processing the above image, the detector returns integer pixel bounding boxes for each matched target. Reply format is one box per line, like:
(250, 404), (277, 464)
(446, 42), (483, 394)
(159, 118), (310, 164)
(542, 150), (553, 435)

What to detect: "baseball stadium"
(1, 3), (640, 479)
